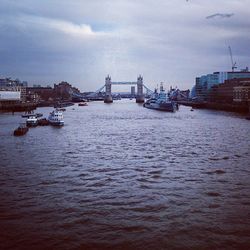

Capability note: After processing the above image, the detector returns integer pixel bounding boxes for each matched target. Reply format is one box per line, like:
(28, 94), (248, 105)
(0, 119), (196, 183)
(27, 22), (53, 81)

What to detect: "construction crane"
(228, 46), (237, 72)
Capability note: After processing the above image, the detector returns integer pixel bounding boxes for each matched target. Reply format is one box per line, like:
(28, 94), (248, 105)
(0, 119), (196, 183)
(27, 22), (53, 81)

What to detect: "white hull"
(48, 110), (64, 126)
(26, 116), (38, 126)
(48, 120), (64, 126)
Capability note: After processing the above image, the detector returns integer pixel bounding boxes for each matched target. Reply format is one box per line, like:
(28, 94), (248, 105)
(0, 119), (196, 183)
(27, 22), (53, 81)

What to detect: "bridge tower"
(104, 75), (113, 103)
(136, 75), (145, 103)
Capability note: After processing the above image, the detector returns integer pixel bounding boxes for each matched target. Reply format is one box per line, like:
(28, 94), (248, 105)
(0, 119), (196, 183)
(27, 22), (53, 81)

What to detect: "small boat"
(14, 124), (29, 136)
(78, 102), (88, 106)
(57, 108), (66, 112)
(48, 109), (64, 126)
(36, 113), (43, 118)
(26, 116), (38, 127)
(54, 102), (74, 108)
(38, 118), (50, 126)
(143, 84), (178, 112)
(22, 112), (43, 118)
(190, 108), (194, 111)
(22, 111), (34, 118)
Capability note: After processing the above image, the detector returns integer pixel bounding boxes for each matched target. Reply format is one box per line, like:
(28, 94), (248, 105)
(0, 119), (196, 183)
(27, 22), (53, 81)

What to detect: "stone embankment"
(178, 101), (249, 113)
(0, 102), (37, 112)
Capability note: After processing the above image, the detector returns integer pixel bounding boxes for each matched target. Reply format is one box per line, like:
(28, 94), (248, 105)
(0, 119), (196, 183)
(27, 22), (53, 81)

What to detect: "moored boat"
(22, 112), (43, 118)
(78, 102), (88, 106)
(26, 116), (38, 127)
(143, 84), (178, 112)
(54, 102), (74, 108)
(48, 109), (64, 126)
(38, 118), (50, 126)
(14, 124), (29, 136)
(57, 108), (66, 112)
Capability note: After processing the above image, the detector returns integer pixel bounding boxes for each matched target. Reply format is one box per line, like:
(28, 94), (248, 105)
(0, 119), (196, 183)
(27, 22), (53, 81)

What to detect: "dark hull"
(38, 118), (50, 126)
(14, 127), (29, 136)
(26, 122), (38, 127)
(54, 102), (74, 108)
(143, 103), (176, 112)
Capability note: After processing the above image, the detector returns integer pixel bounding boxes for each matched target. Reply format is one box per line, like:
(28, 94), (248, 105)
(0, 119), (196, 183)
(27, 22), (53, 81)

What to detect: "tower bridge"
(87, 75), (154, 103)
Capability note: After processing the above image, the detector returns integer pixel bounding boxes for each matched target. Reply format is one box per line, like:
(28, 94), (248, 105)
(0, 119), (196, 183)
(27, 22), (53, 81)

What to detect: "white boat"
(26, 116), (38, 127)
(143, 84), (178, 112)
(22, 112), (43, 118)
(48, 109), (64, 126)
(78, 102), (88, 106)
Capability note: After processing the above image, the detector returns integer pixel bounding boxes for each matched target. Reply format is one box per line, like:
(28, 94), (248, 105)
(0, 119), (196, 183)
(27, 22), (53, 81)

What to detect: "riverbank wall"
(0, 102), (37, 112)
(178, 101), (249, 114)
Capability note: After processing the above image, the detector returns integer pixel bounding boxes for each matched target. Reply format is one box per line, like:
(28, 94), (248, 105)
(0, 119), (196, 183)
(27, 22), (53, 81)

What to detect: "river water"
(0, 100), (250, 250)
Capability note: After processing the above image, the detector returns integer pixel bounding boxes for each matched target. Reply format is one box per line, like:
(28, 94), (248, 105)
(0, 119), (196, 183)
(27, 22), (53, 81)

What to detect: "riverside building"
(208, 78), (250, 104)
(0, 90), (21, 110)
(192, 68), (250, 101)
(0, 78), (27, 102)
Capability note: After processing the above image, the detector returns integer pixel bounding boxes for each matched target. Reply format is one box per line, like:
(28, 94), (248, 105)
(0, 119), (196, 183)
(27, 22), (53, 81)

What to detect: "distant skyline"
(0, 0), (249, 91)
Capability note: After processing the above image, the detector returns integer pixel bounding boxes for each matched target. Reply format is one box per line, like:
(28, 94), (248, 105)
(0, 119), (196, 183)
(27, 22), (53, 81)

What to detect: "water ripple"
(0, 102), (250, 250)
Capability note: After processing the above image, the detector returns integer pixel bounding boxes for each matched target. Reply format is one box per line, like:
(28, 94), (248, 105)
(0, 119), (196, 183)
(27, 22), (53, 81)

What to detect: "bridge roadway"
(86, 83), (154, 98)
(111, 82), (137, 85)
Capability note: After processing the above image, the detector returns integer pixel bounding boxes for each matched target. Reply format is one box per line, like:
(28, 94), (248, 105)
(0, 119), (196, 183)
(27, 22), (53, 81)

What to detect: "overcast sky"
(0, 0), (249, 91)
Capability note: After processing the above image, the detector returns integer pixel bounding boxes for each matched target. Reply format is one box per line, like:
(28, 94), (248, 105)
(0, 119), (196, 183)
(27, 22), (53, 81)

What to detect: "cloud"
(0, 0), (249, 91)
(206, 13), (234, 19)
(18, 15), (107, 38)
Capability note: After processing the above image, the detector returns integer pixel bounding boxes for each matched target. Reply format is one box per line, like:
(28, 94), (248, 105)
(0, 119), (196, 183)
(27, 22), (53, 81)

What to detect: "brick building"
(208, 78), (250, 104)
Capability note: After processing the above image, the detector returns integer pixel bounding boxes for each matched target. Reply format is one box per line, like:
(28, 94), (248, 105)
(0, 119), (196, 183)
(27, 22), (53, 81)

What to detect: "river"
(0, 100), (250, 250)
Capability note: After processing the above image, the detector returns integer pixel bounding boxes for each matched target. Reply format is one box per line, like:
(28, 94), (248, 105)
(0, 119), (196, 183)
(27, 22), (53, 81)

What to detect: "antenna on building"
(228, 46), (237, 72)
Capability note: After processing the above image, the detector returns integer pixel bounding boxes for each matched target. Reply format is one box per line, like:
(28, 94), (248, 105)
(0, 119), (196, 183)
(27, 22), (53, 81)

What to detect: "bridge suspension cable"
(143, 84), (154, 95)
(87, 85), (106, 97)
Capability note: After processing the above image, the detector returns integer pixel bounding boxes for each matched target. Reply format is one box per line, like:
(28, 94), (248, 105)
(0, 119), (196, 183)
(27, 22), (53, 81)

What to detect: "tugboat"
(38, 118), (50, 126)
(14, 124), (29, 136)
(48, 109), (64, 126)
(143, 84), (178, 112)
(26, 116), (38, 127)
